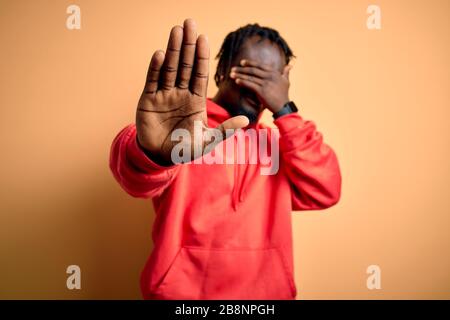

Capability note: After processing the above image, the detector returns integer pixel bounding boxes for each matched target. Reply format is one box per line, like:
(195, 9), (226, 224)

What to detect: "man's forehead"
(235, 36), (285, 71)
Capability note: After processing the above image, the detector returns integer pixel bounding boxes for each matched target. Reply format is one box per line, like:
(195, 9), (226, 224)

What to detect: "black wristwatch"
(272, 101), (298, 119)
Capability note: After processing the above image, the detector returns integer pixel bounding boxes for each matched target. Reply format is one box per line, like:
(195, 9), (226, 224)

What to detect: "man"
(110, 18), (341, 300)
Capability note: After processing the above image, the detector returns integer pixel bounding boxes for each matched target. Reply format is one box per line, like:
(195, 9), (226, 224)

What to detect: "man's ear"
(283, 64), (293, 78)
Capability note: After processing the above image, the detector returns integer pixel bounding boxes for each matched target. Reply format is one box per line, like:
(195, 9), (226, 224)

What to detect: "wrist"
(272, 101), (298, 119)
(269, 98), (289, 113)
(136, 136), (174, 167)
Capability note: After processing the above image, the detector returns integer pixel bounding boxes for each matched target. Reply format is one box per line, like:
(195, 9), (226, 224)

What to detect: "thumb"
(202, 115), (249, 155)
(216, 115), (249, 138)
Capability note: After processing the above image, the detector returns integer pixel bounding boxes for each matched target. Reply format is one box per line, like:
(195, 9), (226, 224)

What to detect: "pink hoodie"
(109, 98), (341, 299)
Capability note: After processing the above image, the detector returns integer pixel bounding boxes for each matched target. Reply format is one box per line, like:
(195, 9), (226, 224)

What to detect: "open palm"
(136, 19), (248, 165)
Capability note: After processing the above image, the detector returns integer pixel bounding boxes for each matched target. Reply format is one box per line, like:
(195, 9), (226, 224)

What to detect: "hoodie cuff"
(273, 112), (306, 135)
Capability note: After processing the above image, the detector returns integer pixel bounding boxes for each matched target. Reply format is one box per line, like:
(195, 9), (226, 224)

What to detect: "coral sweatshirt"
(109, 98), (341, 300)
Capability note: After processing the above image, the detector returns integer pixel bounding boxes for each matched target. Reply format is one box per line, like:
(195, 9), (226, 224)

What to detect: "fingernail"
(240, 60), (246, 66)
(230, 72), (236, 78)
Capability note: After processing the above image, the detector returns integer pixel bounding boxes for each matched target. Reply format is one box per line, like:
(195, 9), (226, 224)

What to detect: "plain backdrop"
(0, 0), (449, 299)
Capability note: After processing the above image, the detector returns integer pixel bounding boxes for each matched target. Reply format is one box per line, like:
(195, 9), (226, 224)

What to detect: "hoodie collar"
(206, 98), (262, 129)
(206, 98), (231, 124)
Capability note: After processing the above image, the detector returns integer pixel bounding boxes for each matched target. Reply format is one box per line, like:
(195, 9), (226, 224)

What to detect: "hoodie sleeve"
(274, 113), (342, 210)
(109, 124), (180, 199)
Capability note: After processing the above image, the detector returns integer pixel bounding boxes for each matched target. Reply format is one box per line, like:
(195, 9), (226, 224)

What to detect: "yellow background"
(0, 0), (449, 299)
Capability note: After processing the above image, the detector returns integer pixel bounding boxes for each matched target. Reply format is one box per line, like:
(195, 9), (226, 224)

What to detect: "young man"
(110, 18), (341, 300)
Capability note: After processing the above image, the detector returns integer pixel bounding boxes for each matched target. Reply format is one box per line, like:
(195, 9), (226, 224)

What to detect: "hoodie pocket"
(152, 246), (296, 300)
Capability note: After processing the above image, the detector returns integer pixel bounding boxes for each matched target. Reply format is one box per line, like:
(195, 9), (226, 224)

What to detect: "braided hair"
(214, 23), (295, 87)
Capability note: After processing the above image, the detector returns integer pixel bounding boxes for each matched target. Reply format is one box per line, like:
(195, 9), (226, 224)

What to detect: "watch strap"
(273, 101), (298, 119)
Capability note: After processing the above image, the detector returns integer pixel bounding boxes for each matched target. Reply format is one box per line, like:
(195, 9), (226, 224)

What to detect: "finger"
(190, 34), (209, 97)
(234, 78), (262, 94)
(231, 66), (270, 79)
(177, 18), (197, 89)
(144, 50), (165, 94)
(230, 71), (264, 85)
(160, 25), (183, 90)
(240, 59), (272, 72)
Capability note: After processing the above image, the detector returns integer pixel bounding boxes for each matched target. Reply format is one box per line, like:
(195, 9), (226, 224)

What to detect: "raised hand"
(136, 19), (249, 165)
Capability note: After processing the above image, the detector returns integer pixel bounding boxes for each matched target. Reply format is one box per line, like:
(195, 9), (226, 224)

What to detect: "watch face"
(288, 101), (298, 112)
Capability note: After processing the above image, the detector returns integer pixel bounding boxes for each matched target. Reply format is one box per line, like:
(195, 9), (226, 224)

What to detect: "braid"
(214, 23), (295, 86)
